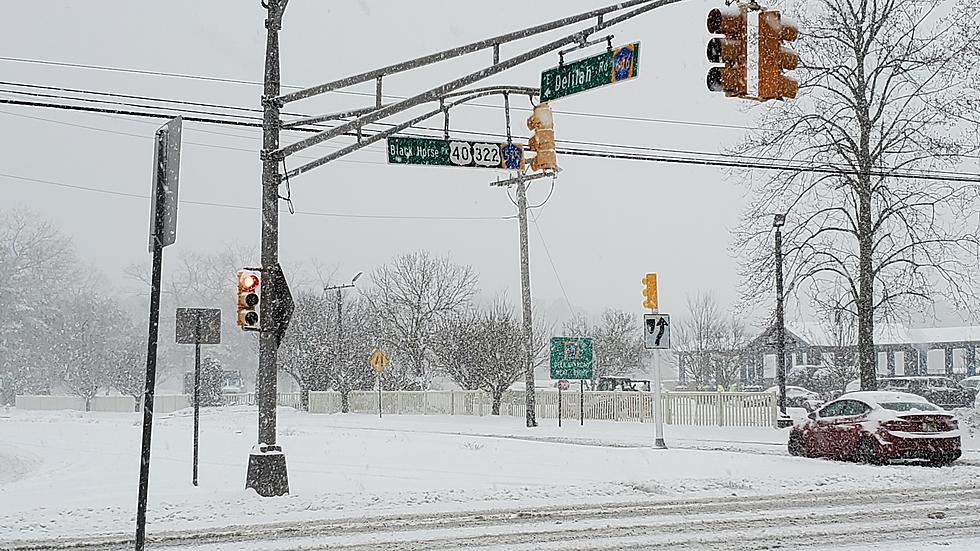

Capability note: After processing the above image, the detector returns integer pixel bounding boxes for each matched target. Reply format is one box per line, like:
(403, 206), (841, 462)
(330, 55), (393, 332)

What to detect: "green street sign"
(540, 42), (640, 102)
(550, 337), (594, 380)
(387, 136), (524, 170)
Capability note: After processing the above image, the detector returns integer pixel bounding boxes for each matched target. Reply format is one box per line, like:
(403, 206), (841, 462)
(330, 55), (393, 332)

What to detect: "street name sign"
(540, 42), (640, 102)
(550, 337), (594, 379)
(387, 136), (524, 170)
(643, 313), (671, 350)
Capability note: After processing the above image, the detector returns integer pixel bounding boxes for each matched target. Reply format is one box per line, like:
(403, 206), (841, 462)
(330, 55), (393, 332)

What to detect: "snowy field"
(2, 405), (980, 549)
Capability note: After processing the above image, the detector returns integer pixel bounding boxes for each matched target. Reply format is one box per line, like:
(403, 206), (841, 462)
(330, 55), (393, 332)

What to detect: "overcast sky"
(0, 0), (871, 328)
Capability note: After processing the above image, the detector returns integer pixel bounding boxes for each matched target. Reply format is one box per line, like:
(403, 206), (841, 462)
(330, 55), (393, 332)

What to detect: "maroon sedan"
(788, 391), (961, 466)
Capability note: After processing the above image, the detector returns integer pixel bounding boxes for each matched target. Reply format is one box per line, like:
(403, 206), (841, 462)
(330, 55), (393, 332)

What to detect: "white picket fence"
(308, 390), (778, 428)
(15, 394), (191, 414)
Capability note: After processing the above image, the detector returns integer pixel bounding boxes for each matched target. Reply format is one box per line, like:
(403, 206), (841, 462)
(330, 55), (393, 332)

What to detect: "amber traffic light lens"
(244, 293), (259, 307)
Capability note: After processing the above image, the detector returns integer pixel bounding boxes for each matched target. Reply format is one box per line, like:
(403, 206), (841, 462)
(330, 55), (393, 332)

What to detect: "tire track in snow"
(7, 483), (980, 550)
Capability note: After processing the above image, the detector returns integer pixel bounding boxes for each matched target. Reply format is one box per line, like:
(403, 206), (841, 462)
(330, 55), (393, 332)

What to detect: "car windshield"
(961, 379), (980, 389)
(877, 401), (940, 412)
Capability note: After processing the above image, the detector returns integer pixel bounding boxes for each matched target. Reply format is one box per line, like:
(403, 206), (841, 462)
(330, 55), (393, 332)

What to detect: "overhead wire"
(0, 172), (516, 221)
(6, 93), (979, 184)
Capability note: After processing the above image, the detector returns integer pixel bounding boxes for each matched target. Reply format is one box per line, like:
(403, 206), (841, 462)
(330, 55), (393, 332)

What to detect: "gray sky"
(2, 0), (775, 324)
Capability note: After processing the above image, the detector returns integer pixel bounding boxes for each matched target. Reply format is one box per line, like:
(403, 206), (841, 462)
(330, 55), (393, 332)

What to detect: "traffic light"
(237, 270), (261, 330)
(706, 6), (747, 97)
(642, 273), (658, 311)
(758, 10), (799, 100)
(526, 102), (557, 172)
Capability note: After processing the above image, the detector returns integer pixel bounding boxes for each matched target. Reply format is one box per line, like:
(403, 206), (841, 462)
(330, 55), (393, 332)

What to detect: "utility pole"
(515, 178), (537, 427)
(325, 272), (362, 413)
(245, 0), (289, 497)
(774, 214), (792, 428)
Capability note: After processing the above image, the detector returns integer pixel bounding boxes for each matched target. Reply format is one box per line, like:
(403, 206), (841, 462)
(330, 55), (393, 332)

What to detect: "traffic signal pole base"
(653, 438), (668, 449)
(245, 445), (289, 497)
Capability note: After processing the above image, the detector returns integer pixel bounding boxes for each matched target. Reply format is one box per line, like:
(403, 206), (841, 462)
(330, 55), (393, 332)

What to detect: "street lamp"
(324, 271), (363, 348)
(773, 214), (793, 428)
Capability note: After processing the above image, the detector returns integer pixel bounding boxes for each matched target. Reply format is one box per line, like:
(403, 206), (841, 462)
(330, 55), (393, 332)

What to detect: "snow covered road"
(3, 407), (980, 549)
(8, 485), (980, 550)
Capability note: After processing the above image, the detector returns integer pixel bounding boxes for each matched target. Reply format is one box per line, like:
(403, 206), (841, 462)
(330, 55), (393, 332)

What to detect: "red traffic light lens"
(707, 8), (722, 33)
(241, 274), (259, 290)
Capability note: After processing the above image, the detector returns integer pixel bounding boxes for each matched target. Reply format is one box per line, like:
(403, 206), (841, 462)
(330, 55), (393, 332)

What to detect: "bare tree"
(106, 337), (147, 411)
(674, 293), (724, 388)
(563, 309), (646, 387)
(433, 300), (548, 414)
(365, 251), (478, 389)
(277, 291), (331, 409)
(735, 0), (980, 391)
(0, 208), (77, 403)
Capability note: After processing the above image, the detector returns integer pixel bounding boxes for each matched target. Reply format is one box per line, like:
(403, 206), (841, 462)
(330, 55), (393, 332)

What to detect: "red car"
(788, 391), (961, 466)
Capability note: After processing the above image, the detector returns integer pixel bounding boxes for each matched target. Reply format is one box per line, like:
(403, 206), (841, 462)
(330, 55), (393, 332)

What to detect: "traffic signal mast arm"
(273, 0), (687, 177)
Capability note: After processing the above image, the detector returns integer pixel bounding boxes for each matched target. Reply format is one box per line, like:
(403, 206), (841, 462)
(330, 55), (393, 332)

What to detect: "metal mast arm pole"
(277, 0), (666, 105)
(275, 0), (684, 161)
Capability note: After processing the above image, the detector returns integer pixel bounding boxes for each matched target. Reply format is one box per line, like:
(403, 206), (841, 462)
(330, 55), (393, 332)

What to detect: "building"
(677, 323), (980, 387)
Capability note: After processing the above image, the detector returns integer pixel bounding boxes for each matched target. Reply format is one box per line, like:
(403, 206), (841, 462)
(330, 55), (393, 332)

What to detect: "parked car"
(878, 376), (974, 409)
(958, 375), (980, 395)
(766, 385), (824, 411)
(788, 391), (961, 466)
(596, 376), (652, 392)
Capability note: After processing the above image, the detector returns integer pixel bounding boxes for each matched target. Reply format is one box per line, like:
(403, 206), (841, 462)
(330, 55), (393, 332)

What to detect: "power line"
(0, 57), (759, 131)
(0, 172), (515, 221)
(4, 95), (980, 184)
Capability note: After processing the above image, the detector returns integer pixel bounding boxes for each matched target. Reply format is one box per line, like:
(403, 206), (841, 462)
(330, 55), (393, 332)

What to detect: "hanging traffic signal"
(237, 269), (261, 330)
(706, 6), (747, 97)
(526, 102), (557, 172)
(642, 272), (659, 311)
(758, 10), (799, 100)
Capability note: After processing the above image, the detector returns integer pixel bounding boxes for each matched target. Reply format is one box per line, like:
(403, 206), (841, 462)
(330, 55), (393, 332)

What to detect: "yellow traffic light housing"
(758, 10), (799, 100)
(642, 273), (659, 311)
(237, 270), (261, 330)
(706, 6), (747, 97)
(526, 103), (557, 172)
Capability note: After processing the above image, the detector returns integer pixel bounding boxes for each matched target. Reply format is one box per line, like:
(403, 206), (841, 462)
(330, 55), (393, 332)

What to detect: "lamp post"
(773, 214), (793, 428)
(324, 272), (362, 412)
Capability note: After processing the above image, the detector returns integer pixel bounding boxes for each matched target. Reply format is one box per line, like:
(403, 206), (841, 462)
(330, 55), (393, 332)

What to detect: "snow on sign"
(550, 337), (594, 379)
(369, 350), (390, 373)
(540, 42), (640, 102)
(387, 136), (524, 170)
(643, 313), (671, 350)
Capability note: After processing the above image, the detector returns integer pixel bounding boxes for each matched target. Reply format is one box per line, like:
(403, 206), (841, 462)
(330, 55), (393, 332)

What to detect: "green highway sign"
(550, 337), (594, 380)
(540, 42), (640, 102)
(387, 136), (524, 170)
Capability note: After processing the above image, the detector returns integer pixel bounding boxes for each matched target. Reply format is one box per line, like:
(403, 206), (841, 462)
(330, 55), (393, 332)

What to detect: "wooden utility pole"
(515, 179), (537, 427)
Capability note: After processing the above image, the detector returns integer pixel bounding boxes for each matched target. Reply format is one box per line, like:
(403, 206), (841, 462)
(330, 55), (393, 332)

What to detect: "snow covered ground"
(2, 405), (979, 549)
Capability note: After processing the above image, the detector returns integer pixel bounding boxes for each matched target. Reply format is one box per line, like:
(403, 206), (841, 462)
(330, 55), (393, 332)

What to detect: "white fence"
(308, 390), (778, 428)
(15, 394), (191, 414)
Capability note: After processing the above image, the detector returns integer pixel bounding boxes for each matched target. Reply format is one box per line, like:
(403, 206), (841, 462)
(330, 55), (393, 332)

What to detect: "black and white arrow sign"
(643, 313), (671, 350)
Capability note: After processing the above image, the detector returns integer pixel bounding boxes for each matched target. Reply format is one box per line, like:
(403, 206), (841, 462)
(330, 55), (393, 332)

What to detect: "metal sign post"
(370, 350), (389, 419)
(643, 313), (670, 449)
(136, 116), (181, 551)
(176, 308), (221, 487)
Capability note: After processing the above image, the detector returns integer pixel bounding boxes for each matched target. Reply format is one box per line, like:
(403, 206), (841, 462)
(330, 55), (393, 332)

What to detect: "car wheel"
(788, 431), (806, 457)
(855, 437), (883, 465)
(928, 452), (960, 467)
